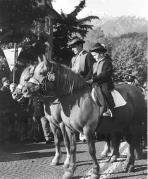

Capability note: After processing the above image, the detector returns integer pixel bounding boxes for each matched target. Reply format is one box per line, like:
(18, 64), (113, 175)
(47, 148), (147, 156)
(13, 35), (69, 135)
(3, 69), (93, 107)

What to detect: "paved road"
(0, 141), (147, 179)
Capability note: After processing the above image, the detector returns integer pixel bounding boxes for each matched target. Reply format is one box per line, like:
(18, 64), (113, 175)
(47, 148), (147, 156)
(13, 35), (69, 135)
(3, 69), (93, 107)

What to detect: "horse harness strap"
(29, 77), (40, 85)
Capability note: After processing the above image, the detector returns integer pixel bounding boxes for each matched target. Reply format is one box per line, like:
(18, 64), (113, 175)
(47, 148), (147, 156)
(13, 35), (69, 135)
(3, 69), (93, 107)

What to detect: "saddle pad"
(111, 90), (127, 108)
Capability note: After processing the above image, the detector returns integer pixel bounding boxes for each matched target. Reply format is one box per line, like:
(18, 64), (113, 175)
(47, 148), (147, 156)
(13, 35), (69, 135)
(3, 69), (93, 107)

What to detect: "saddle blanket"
(91, 89), (127, 108)
(111, 90), (127, 108)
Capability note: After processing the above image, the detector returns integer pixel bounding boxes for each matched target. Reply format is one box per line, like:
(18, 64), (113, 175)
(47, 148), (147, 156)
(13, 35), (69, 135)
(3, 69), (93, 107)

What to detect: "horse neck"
(19, 65), (34, 84)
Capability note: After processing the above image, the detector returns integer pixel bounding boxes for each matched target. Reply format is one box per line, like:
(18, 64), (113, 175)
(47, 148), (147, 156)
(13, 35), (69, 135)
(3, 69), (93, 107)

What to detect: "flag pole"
(13, 43), (18, 83)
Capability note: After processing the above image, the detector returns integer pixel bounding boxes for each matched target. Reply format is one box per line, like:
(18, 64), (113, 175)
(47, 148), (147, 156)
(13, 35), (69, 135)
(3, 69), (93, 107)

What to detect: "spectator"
(32, 97), (53, 144)
(32, 97), (45, 142)
(1, 77), (11, 94)
(40, 116), (53, 144)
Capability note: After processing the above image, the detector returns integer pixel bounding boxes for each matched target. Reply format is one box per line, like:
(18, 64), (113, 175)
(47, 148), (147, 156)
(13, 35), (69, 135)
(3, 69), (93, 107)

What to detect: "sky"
(52, 0), (148, 19)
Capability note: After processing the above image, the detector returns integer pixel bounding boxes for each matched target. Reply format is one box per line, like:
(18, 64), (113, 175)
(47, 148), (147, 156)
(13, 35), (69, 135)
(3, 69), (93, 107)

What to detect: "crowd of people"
(0, 75), (54, 144)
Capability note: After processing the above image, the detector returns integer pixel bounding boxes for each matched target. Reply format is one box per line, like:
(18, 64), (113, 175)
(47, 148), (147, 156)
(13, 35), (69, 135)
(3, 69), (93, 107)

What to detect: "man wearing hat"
(69, 36), (95, 81)
(90, 43), (115, 117)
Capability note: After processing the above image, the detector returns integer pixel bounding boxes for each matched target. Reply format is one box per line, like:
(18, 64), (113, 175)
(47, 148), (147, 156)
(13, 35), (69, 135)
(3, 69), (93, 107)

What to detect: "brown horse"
(22, 60), (146, 179)
(14, 64), (123, 165)
(12, 65), (71, 168)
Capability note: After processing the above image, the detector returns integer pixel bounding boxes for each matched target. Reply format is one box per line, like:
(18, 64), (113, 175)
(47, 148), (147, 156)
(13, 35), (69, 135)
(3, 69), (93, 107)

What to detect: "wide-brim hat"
(90, 43), (107, 53)
(68, 36), (85, 47)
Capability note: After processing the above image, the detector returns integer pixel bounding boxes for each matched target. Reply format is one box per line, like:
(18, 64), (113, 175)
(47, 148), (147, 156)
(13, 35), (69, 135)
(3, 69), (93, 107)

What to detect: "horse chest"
(60, 106), (82, 132)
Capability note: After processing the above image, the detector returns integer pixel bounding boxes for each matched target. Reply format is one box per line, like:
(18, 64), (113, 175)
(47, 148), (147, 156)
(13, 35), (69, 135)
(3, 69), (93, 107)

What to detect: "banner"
(3, 48), (21, 71)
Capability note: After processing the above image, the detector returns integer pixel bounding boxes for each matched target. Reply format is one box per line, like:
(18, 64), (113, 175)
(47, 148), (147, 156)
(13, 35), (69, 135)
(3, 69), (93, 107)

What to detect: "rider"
(90, 43), (115, 117)
(69, 36), (95, 81)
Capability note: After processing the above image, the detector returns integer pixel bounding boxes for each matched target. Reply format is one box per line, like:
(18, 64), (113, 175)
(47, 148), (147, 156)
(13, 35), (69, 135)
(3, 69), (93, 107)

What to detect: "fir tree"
(53, 0), (99, 65)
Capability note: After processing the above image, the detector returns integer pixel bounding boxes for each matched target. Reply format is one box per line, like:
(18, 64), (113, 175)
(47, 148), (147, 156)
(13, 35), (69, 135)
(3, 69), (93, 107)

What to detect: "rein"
(28, 76), (56, 99)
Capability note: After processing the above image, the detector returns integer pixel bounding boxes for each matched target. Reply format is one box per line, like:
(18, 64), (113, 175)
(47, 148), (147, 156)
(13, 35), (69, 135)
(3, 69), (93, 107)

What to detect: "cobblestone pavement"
(0, 141), (147, 179)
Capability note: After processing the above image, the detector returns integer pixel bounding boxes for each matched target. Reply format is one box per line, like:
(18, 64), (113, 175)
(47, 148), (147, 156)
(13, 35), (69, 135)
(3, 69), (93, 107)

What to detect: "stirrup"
(103, 109), (113, 117)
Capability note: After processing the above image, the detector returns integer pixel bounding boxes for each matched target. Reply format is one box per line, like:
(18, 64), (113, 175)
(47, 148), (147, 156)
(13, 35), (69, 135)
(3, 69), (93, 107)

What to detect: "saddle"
(91, 84), (127, 109)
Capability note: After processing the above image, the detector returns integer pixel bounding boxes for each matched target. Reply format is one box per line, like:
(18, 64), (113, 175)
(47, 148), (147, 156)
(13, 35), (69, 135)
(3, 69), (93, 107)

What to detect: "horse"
(21, 59), (146, 179)
(12, 63), (120, 166)
(12, 65), (71, 168)
(13, 63), (124, 165)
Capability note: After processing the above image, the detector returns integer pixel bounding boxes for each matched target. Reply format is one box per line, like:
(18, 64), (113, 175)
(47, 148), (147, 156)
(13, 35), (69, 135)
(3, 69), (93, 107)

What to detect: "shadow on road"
(0, 143), (55, 162)
(0, 142), (55, 153)
(134, 164), (147, 172)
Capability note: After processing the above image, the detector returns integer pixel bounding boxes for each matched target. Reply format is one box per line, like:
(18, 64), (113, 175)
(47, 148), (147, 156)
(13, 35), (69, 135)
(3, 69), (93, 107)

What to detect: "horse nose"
(23, 88), (28, 94)
(13, 92), (16, 96)
(12, 92), (17, 99)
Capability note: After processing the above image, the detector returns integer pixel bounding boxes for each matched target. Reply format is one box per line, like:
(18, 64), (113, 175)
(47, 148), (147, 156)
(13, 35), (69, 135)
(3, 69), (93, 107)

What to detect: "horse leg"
(124, 134), (135, 172)
(101, 135), (112, 158)
(59, 122), (71, 169)
(109, 133), (120, 163)
(62, 126), (76, 179)
(84, 129), (100, 179)
(134, 132), (143, 160)
(49, 117), (62, 166)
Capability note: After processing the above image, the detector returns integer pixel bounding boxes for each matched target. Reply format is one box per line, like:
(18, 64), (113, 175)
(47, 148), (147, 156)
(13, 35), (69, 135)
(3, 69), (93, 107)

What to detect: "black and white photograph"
(0, 0), (147, 178)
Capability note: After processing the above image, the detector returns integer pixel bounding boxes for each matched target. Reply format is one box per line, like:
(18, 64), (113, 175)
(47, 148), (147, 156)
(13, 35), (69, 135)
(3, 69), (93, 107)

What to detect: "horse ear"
(43, 55), (48, 64)
(38, 56), (42, 63)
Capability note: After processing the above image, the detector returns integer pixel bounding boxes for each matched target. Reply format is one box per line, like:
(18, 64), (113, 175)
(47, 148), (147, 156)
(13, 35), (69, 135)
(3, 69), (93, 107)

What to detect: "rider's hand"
(86, 79), (93, 84)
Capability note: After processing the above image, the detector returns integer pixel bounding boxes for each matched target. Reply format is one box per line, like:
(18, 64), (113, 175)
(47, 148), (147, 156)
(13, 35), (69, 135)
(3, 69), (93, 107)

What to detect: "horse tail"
(132, 87), (147, 147)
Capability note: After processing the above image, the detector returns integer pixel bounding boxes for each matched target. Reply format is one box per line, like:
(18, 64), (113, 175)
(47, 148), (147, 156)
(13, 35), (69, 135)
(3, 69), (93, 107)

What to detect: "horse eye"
(39, 71), (47, 76)
(25, 77), (30, 81)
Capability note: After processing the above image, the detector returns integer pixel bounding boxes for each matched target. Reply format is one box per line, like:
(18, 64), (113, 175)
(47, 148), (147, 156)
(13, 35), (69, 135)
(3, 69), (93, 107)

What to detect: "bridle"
(16, 65), (36, 91)
(28, 71), (56, 99)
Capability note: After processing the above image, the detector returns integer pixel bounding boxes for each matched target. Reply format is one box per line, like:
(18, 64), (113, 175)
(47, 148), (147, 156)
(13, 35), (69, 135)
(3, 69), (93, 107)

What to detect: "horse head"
(12, 65), (36, 101)
(22, 60), (56, 99)
(22, 58), (88, 99)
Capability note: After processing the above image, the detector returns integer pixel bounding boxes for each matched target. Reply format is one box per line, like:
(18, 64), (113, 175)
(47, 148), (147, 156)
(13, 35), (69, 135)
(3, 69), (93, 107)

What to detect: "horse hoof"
(84, 168), (99, 179)
(110, 155), (117, 163)
(62, 171), (73, 179)
(63, 162), (70, 169)
(123, 163), (129, 172)
(127, 165), (134, 173)
(90, 174), (100, 179)
(101, 152), (107, 159)
(50, 161), (59, 166)
(123, 163), (134, 172)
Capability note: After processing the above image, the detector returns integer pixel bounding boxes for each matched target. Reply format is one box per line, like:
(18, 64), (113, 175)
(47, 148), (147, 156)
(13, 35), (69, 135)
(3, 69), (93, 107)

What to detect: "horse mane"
(48, 61), (89, 95)
(19, 65), (34, 84)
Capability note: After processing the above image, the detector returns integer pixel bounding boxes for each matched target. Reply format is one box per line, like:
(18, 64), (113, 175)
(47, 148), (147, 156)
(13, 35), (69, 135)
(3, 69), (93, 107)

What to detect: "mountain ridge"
(91, 16), (148, 37)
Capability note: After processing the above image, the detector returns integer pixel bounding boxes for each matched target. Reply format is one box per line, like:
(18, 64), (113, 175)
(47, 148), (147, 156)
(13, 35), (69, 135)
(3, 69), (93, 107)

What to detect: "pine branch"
(69, 0), (85, 17)
(78, 24), (93, 30)
(78, 16), (99, 24)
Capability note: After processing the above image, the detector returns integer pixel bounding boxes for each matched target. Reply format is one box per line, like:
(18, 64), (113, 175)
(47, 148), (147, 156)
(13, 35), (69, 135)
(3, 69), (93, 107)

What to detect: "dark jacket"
(1, 86), (11, 96)
(93, 55), (114, 89)
(70, 51), (95, 81)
